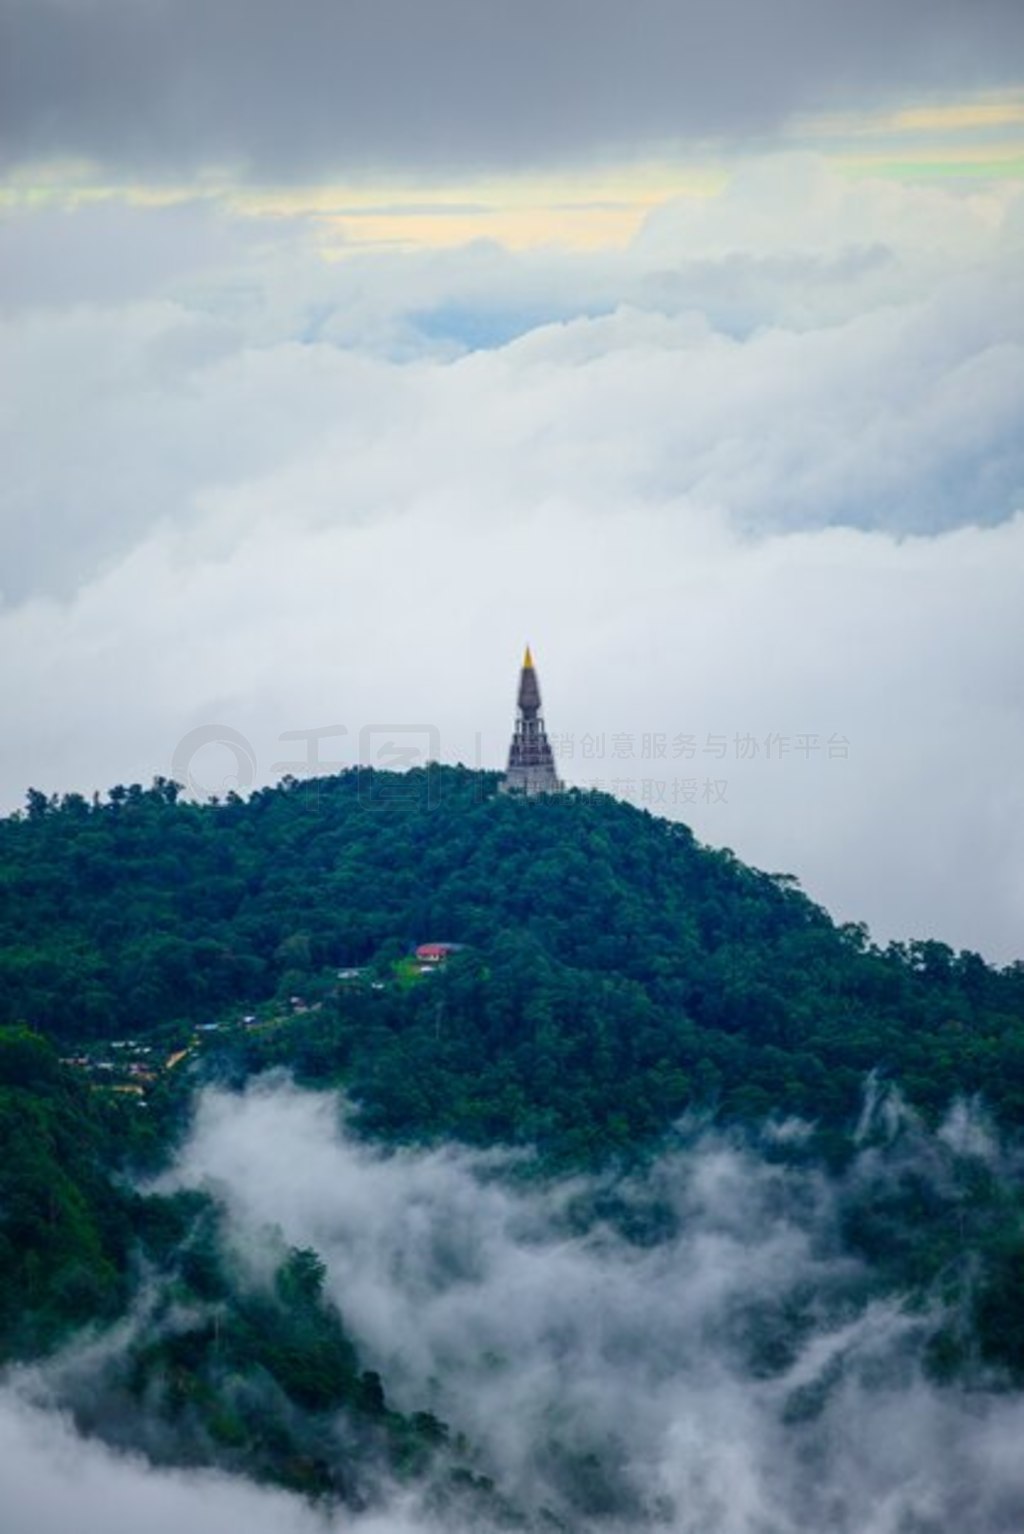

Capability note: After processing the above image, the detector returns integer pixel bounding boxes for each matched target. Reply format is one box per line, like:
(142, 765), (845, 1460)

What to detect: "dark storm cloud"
(1, 0), (1022, 178)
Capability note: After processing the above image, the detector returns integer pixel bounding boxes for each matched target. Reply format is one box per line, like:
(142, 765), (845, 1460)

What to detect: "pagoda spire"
(501, 646), (562, 797)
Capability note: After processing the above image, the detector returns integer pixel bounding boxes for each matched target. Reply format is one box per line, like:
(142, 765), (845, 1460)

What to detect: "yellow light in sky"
(889, 101), (1024, 133)
(797, 91), (1024, 143)
(223, 164), (722, 254)
(0, 88), (1021, 251)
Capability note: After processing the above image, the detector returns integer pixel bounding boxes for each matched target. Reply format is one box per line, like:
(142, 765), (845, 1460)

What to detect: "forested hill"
(2, 766), (1024, 1159)
(5, 766), (1024, 1502)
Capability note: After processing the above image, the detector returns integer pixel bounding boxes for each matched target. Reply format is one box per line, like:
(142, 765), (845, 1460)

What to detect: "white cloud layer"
(0, 1390), (332, 1534)
(6, 1079), (1024, 1531)
(1, 159), (1022, 958)
(107, 1082), (1024, 1528)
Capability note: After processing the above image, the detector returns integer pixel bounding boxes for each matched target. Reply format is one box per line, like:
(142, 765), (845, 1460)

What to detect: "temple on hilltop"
(501, 646), (562, 797)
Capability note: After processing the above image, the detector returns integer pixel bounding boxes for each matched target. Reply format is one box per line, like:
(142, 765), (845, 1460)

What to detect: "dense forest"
(3, 765), (1024, 1150)
(2, 767), (1024, 1515)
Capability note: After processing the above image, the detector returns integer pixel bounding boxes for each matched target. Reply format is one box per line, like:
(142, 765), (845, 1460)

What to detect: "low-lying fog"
(4, 1077), (1024, 1533)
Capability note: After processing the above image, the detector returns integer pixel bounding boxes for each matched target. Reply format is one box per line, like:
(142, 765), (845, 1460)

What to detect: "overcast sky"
(2, 0), (1024, 177)
(1, 2), (1022, 960)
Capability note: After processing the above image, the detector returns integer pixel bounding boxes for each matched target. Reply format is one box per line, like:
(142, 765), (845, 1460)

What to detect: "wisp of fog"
(4, 1076), (1024, 1533)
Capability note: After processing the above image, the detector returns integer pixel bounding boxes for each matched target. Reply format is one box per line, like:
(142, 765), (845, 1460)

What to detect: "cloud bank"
(162, 1080), (1024, 1534)
(7, 1077), (1024, 1532)
(1, 159), (1022, 958)
(2, 0), (1023, 178)
(0, 1390), (333, 1534)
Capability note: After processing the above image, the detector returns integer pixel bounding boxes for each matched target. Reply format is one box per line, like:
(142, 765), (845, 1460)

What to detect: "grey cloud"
(1, 0), (1023, 177)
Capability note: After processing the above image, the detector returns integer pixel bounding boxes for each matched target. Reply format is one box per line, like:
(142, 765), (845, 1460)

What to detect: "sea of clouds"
(1, 157), (1022, 958)
(3, 10), (1023, 1526)
(4, 1076), (1024, 1532)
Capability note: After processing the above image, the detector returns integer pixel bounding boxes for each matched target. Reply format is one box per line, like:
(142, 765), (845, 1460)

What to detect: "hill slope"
(4, 768), (1024, 1509)
(2, 767), (1023, 1160)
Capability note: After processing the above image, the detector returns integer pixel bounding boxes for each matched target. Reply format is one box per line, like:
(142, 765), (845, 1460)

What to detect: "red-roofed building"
(415, 942), (463, 965)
